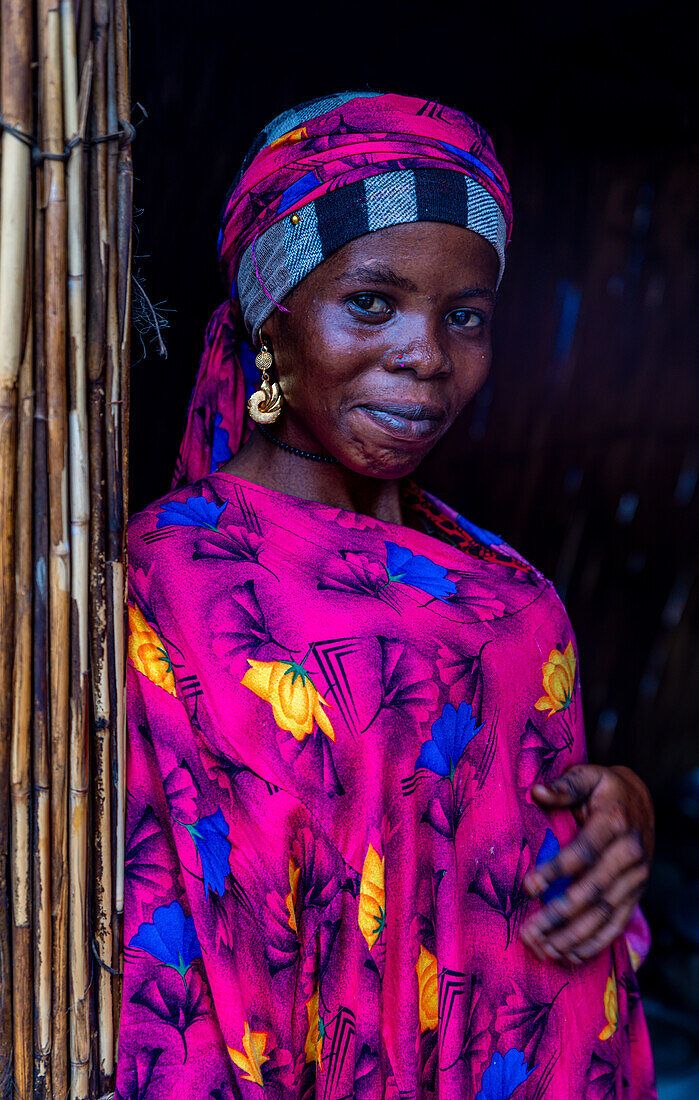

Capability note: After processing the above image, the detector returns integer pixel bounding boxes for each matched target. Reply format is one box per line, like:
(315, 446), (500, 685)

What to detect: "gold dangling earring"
(247, 327), (283, 424)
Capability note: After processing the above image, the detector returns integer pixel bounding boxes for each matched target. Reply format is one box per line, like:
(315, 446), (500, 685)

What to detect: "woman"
(119, 92), (656, 1098)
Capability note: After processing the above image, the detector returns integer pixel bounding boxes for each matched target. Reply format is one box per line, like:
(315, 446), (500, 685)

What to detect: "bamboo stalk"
(61, 4), (93, 1095)
(103, 4), (127, 1048)
(88, 0), (116, 1080)
(32, 188), (53, 1100)
(113, 0), (132, 1020)
(87, 354), (114, 1089)
(77, 0), (93, 74)
(11, 270), (34, 1100)
(37, 1), (71, 1093)
(0, 0), (34, 1075)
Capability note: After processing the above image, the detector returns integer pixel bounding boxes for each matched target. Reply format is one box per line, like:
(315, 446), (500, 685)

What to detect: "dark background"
(128, 2), (698, 1093)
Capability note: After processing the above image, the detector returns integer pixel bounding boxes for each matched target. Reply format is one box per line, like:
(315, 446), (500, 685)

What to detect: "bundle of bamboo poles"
(0, 0), (132, 1095)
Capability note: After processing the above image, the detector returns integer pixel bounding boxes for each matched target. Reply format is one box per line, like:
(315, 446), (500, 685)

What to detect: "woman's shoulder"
(128, 476), (226, 544)
(410, 483), (549, 583)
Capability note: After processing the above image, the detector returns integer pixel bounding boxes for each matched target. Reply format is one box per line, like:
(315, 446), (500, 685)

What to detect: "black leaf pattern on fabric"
(584, 1050), (623, 1100)
(137, 720), (153, 746)
(199, 742), (279, 811)
(516, 719), (566, 790)
(115, 1046), (164, 1100)
(210, 1079), (244, 1100)
(440, 973), (490, 1084)
(414, 912), (437, 956)
(131, 962), (212, 1064)
(193, 526), (277, 580)
(435, 645), (481, 695)
(210, 580), (282, 663)
(364, 636), (439, 733)
(124, 806), (181, 906)
(619, 968), (642, 1021)
(467, 837), (531, 946)
(297, 1059), (318, 1100)
(495, 981), (567, 1067)
(317, 550), (391, 601)
(199, 477), (229, 510)
(266, 827), (347, 978)
(418, 1027), (439, 1092)
(354, 1043), (379, 1090)
(419, 759), (480, 840)
(162, 764), (199, 821)
(529, 1051), (561, 1100)
(310, 637), (364, 737)
(208, 880), (255, 957)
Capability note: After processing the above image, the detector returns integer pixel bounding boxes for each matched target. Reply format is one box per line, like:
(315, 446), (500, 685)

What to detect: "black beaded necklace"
(256, 423), (340, 465)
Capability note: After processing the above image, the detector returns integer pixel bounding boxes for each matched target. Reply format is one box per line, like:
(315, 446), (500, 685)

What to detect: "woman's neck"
(219, 429), (408, 525)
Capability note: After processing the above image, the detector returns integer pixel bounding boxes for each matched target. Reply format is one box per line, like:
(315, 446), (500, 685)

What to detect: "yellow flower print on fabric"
(304, 987), (324, 1070)
(127, 605), (176, 697)
(241, 659), (334, 741)
(535, 640), (576, 717)
(415, 945), (438, 1032)
(598, 972), (618, 1040)
(268, 125), (308, 152)
(285, 857), (300, 932)
(358, 844), (386, 951)
(228, 1021), (270, 1086)
(626, 938), (642, 973)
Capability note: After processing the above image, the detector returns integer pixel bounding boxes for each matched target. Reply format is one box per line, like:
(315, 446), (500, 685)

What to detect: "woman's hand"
(520, 764), (654, 966)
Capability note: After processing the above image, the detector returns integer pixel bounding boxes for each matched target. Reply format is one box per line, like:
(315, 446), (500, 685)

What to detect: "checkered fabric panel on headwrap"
(237, 167), (508, 338)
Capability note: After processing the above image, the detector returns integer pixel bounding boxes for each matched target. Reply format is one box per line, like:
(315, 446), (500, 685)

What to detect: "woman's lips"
(354, 402), (446, 442)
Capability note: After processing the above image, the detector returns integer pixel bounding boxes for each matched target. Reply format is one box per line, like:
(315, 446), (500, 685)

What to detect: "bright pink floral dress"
(117, 473), (656, 1100)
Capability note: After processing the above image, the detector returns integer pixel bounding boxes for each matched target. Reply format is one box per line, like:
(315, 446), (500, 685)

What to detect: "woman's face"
(264, 221), (499, 479)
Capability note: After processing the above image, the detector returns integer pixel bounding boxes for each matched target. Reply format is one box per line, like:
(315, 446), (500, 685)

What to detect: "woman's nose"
(386, 328), (451, 379)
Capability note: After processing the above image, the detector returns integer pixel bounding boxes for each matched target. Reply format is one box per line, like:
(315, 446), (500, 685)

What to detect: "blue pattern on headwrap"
(278, 171), (321, 215)
(437, 141), (498, 185)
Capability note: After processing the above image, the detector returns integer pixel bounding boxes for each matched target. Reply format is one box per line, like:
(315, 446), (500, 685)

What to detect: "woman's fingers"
(521, 762), (654, 966)
(521, 860), (648, 964)
(530, 763), (604, 810)
(522, 833), (642, 933)
(524, 801), (635, 897)
(558, 868), (648, 964)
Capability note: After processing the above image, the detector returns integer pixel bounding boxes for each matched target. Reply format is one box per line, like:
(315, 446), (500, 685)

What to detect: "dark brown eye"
(350, 293), (390, 315)
(448, 308), (483, 329)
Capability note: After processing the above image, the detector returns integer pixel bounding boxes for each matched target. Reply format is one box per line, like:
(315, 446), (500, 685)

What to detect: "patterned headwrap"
(174, 91), (512, 488)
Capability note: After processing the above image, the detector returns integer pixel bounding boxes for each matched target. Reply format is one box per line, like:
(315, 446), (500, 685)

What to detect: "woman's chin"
(340, 438), (432, 480)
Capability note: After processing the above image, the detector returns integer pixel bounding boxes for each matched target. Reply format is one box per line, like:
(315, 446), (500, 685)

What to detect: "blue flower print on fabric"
(456, 513), (503, 547)
(476, 1048), (535, 1100)
(129, 900), (202, 978)
(536, 828), (573, 903)
(277, 170), (321, 214)
(182, 808), (231, 898)
(385, 541), (456, 601)
(415, 701), (483, 777)
(156, 494), (226, 531)
(210, 413), (233, 472)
